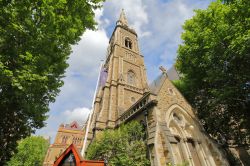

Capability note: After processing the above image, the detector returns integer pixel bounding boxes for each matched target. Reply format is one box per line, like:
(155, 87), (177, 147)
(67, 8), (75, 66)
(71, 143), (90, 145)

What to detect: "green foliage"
(221, 0), (234, 3)
(172, 80), (191, 100)
(7, 136), (49, 166)
(176, 0), (250, 150)
(86, 121), (150, 166)
(0, 0), (102, 164)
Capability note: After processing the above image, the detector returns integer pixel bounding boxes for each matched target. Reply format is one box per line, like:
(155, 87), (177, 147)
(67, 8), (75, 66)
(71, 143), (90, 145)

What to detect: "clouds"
(63, 107), (91, 124)
(141, 0), (211, 68)
(148, 0), (210, 43)
(36, 9), (109, 140)
(68, 29), (108, 79)
(103, 0), (150, 37)
(36, 107), (91, 140)
(49, 26), (109, 113)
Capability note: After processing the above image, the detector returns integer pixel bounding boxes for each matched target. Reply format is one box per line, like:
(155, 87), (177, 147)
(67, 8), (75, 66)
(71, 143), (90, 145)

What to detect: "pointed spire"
(117, 9), (128, 26)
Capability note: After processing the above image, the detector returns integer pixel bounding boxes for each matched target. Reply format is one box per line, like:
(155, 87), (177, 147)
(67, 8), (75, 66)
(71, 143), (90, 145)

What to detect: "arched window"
(127, 70), (136, 85)
(125, 38), (132, 49)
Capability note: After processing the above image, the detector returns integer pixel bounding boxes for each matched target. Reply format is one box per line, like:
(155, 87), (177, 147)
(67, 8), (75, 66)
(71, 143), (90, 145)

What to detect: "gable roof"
(167, 66), (180, 81)
(54, 144), (104, 166)
(149, 73), (168, 95)
(54, 144), (83, 166)
(64, 121), (82, 130)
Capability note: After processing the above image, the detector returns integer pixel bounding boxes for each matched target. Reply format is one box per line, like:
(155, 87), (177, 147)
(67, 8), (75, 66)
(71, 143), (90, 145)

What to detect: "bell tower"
(89, 9), (148, 134)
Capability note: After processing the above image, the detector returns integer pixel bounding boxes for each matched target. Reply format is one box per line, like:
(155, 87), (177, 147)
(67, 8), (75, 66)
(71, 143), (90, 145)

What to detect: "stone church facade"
(85, 10), (228, 166)
(43, 121), (85, 166)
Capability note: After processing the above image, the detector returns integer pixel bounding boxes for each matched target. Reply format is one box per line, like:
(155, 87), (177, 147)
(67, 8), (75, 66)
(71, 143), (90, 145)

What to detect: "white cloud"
(141, 0), (211, 75)
(143, 0), (207, 50)
(68, 29), (108, 78)
(95, 8), (110, 29)
(36, 107), (91, 142)
(63, 107), (91, 124)
(53, 9), (109, 110)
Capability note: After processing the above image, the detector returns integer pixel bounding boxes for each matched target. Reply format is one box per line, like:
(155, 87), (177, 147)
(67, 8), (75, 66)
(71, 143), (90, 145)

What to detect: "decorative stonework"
(124, 84), (143, 93)
(125, 52), (136, 62)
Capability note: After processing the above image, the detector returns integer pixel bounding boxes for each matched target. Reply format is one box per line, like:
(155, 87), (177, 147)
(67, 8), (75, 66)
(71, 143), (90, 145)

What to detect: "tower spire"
(117, 9), (128, 26)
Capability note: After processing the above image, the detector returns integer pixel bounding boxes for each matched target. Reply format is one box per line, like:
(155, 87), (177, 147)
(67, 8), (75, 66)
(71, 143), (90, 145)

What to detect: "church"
(83, 10), (229, 166)
(43, 121), (85, 165)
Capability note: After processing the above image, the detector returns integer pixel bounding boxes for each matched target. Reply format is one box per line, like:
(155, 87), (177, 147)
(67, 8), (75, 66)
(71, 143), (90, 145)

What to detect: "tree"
(0, 0), (102, 164)
(7, 136), (49, 166)
(86, 121), (150, 166)
(176, 0), (249, 150)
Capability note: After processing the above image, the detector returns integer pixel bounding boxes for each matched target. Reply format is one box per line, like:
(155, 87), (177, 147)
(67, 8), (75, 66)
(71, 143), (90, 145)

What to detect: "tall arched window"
(127, 70), (136, 85)
(168, 108), (204, 165)
(125, 37), (132, 49)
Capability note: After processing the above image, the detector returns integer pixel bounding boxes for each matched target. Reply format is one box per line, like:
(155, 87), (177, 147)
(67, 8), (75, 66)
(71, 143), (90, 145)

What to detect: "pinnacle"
(117, 9), (128, 26)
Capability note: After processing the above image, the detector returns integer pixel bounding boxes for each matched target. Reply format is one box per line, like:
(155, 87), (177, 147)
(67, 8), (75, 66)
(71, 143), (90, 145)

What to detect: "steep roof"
(54, 144), (83, 166)
(149, 73), (168, 95)
(167, 66), (180, 81)
(63, 121), (84, 131)
(149, 65), (180, 94)
(54, 144), (104, 166)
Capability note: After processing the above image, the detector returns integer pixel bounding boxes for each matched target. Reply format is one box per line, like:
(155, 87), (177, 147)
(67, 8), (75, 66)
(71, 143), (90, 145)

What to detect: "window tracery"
(168, 108), (205, 165)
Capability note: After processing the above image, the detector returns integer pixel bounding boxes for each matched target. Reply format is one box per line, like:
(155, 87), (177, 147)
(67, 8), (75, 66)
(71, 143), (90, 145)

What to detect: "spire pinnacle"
(117, 9), (128, 26)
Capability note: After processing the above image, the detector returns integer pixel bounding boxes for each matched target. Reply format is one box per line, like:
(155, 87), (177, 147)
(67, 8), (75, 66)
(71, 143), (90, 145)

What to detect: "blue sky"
(36, 0), (213, 141)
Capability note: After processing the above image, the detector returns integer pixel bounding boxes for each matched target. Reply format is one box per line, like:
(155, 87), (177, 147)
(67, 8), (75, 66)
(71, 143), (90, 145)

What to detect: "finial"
(117, 9), (128, 26)
(159, 66), (167, 74)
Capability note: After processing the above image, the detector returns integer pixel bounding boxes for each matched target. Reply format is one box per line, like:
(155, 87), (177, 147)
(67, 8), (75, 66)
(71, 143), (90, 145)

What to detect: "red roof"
(54, 144), (104, 166)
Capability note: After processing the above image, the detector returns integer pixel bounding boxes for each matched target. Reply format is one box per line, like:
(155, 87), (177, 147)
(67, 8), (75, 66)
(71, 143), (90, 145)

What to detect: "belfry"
(84, 10), (228, 166)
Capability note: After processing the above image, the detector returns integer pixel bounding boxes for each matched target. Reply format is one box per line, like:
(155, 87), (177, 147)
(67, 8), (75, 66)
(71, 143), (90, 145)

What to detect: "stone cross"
(159, 66), (167, 74)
